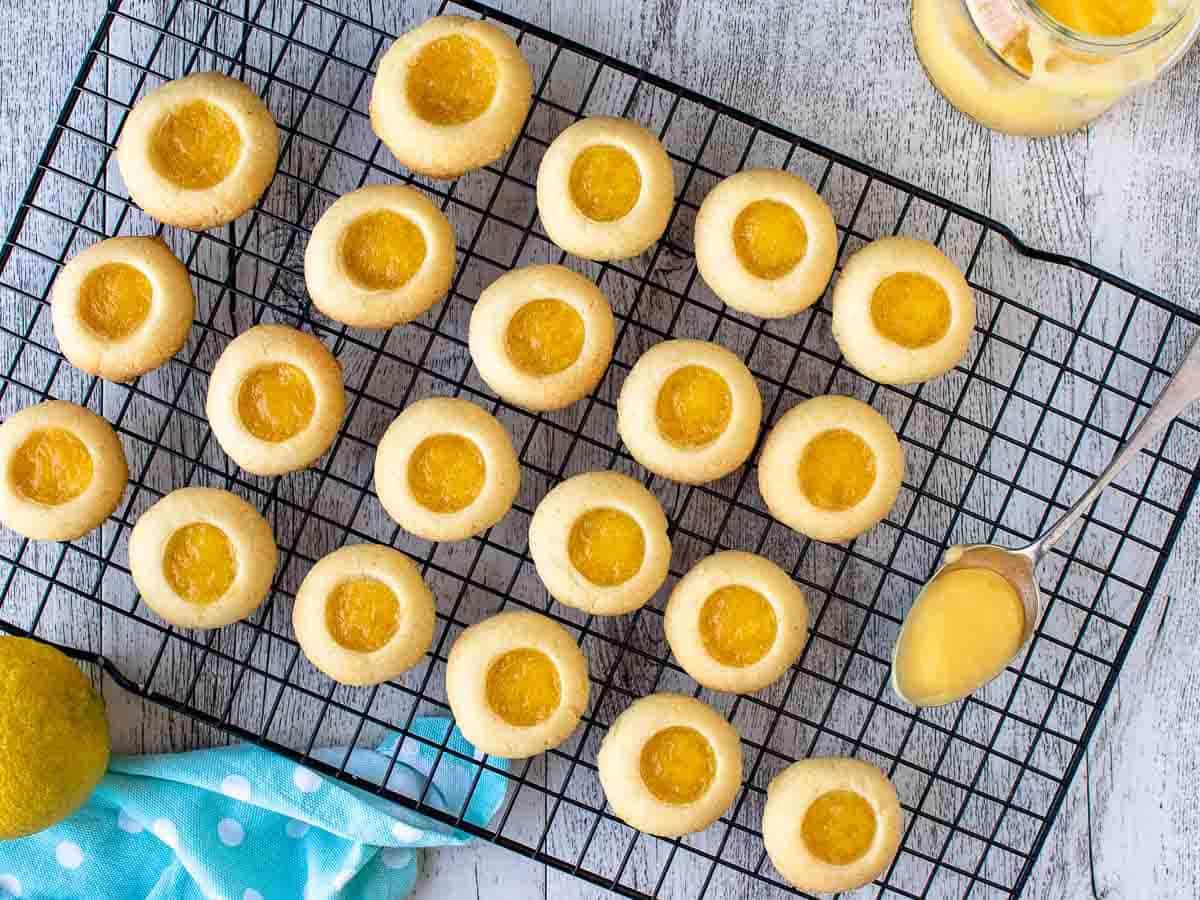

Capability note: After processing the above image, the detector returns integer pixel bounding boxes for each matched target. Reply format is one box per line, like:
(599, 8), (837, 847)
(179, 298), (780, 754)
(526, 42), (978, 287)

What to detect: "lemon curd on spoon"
(893, 567), (1025, 707)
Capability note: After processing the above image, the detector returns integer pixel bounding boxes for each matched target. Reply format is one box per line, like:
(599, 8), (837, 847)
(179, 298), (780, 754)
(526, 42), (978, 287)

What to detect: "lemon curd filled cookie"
(665, 551), (808, 694)
(598, 693), (742, 837)
(370, 16), (533, 179)
(374, 397), (520, 542)
(207, 324), (345, 476)
(695, 169), (838, 319)
(469, 264), (615, 411)
(537, 117), (675, 261)
(529, 471), (671, 616)
(758, 395), (904, 544)
(293, 543), (436, 686)
(618, 339), (762, 485)
(0, 401), (127, 541)
(763, 757), (902, 893)
(446, 610), (589, 758)
(117, 72), (279, 230)
(129, 486), (277, 630)
(305, 184), (456, 329)
(832, 236), (975, 385)
(52, 236), (194, 382)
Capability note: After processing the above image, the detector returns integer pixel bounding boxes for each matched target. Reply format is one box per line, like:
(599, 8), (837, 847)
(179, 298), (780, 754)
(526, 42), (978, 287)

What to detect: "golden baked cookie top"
(597, 693), (742, 837)
(832, 235), (975, 385)
(617, 339), (762, 485)
(468, 264), (615, 412)
(762, 757), (902, 893)
(758, 395), (904, 544)
(117, 72), (279, 230)
(293, 543), (436, 687)
(0, 400), (127, 542)
(206, 324), (346, 476)
(370, 16), (533, 180)
(665, 550), (808, 694)
(446, 609), (590, 758)
(305, 184), (456, 330)
(537, 117), (675, 261)
(694, 168), (838, 319)
(374, 396), (520, 543)
(52, 235), (194, 382)
(528, 471), (671, 616)
(129, 486), (277, 631)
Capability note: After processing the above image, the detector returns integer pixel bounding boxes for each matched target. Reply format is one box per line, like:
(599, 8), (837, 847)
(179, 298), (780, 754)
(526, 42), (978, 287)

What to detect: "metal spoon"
(892, 330), (1200, 707)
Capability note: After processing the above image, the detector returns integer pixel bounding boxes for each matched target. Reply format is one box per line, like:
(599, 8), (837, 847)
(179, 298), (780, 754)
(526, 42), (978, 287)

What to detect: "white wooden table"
(1, 1), (1198, 898)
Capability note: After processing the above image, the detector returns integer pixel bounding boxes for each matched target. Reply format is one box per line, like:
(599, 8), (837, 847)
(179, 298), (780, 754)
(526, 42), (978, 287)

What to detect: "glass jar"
(912, 0), (1200, 136)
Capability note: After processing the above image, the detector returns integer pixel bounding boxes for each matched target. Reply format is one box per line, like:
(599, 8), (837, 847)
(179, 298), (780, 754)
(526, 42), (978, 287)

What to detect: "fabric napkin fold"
(0, 718), (507, 900)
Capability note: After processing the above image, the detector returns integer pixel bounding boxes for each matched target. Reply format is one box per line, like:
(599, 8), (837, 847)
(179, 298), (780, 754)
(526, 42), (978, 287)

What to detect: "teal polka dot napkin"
(0, 718), (508, 899)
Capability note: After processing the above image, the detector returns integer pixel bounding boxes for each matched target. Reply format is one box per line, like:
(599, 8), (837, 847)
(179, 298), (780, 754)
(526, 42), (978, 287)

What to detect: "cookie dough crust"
(537, 117), (675, 261)
(206, 324), (346, 476)
(0, 401), (128, 541)
(374, 397), (520, 542)
(469, 264), (615, 411)
(52, 236), (195, 382)
(694, 169), (838, 318)
(617, 339), (762, 485)
(117, 72), (279, 230)
(832, 236), (975, 385)
(370, 16), (533, 180)
(446, 610), (590, 758)
(305, 184), (456, 329)
(528, 471), (670, 616)
(762, 757), (903, 893)
(129, 486), (277, 630)
(293, 543), (436, 686)
(665, 550), (808, 694)
(758, 395), (904, 544)
(597, 693), (742, 837)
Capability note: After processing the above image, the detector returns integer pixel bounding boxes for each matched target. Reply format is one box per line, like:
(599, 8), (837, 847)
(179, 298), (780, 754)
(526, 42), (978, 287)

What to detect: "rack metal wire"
(1, 0), (1198, 897)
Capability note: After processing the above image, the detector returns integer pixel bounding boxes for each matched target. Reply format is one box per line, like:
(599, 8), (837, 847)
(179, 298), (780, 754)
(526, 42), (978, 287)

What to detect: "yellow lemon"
(0, 636), (110, 839)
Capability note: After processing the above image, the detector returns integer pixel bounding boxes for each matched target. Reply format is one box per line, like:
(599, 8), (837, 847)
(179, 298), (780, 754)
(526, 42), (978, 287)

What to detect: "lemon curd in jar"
(912, 0), (1200, 136)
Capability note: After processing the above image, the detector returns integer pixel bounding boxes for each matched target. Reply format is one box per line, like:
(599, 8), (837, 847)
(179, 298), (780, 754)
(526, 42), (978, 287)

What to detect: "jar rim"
(1021, 0), (1191, 50)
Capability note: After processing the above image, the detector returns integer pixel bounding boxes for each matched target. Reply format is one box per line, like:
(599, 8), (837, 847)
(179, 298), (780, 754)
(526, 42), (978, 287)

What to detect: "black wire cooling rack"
(1, 0), (1198, 897)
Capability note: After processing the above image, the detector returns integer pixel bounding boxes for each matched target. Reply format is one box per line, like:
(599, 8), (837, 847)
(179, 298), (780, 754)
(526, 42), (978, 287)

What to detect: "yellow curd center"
(569, 145), (642, 222)
(568, 507), (645, 586)
(801, 789), (878, 866)
(486, 648), (561, 727)
(640, 726), (716, 805)
(10, 428), (94, 506)
(326, 577), (400, 653)
(340, 211), (427, 291)
(699, 585), (778, 668)
(870, 272), (952, 350)
(237, 363), (316, 443)
(150, 100), (242, 190)
(407, 434), (486, 514)
(1039, 0), (1156, 36)
(733, 199), (808, 280)
(505, 298), (585, 376)
(655, 365), (732, 449)
(163, 523), (237, 606)
(406, 34), (498, 125)
(798, 428), (877, 512)
(78, 263), (152, 341)
(894, 567), (1026, 707)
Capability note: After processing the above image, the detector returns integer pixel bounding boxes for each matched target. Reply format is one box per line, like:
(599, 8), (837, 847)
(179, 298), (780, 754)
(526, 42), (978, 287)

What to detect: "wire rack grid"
(1, 0), (1198, 897)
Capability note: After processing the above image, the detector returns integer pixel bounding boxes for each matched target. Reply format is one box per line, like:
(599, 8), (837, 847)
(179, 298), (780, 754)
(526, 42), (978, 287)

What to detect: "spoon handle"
(1033, 330), (1200, 559)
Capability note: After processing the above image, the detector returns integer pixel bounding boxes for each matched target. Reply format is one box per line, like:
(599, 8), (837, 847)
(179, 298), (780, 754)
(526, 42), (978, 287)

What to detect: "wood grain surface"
(0, 1), (1197, 898)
